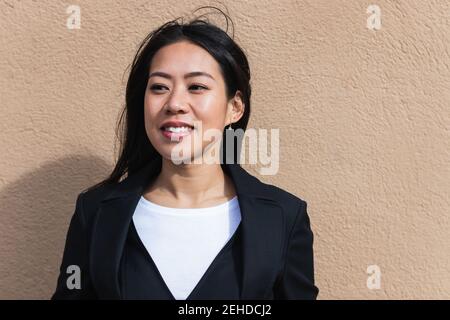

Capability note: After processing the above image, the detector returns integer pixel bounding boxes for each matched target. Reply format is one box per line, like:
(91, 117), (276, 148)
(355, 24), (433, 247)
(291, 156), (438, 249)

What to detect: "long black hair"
(84, 6), (252, 193)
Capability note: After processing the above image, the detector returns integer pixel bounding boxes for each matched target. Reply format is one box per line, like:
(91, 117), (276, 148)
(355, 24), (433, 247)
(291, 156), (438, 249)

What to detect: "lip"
(160, 120), (194, 130)
(160, 120), (195, 142)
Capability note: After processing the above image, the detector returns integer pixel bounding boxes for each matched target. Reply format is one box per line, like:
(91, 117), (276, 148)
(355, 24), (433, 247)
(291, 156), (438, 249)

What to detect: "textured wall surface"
(0, 0), (449, 299)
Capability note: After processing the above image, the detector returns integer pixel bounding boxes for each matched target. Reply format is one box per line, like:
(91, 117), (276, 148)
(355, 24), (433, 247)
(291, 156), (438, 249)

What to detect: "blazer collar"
(90, 157), (285, 299)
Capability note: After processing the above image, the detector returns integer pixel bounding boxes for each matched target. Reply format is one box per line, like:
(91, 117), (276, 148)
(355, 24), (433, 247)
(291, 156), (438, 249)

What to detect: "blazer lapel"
(90, 157), (162, 299)
(90, 193), (141, 299)
(90, 158), (285, 300)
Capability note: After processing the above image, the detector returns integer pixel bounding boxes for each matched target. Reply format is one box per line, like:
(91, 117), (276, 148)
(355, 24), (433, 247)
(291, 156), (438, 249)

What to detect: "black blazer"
(51, 158), (319, 300)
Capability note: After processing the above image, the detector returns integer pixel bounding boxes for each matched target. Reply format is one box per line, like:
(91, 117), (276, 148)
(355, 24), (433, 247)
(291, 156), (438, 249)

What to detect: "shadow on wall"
(0, 155), (111, 299)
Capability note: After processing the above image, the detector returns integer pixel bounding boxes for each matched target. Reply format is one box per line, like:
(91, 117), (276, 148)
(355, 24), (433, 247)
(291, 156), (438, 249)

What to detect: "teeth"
(164, 126), (192, 133)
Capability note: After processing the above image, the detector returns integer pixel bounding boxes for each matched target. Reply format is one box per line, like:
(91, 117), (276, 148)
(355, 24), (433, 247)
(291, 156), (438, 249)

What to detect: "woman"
(51, 7), (319, 300)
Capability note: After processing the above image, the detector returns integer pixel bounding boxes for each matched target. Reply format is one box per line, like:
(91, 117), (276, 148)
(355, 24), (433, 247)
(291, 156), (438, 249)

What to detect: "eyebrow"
(148, 71), (215, 81)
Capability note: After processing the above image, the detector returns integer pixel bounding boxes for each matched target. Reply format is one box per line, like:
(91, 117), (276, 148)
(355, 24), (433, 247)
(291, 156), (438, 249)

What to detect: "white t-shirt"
(132, 194), (242, 300)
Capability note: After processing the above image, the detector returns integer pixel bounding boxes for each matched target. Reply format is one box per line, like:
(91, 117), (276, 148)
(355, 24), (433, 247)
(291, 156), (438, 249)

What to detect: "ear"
(227, 90), (245, 125)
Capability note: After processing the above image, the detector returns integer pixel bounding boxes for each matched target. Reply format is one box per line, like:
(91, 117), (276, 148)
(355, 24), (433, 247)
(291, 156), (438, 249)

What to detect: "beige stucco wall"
(1, 0), (449, 299)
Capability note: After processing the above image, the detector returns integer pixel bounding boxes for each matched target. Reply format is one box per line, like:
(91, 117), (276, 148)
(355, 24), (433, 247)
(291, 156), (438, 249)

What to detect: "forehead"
(149, 40), (222, 77)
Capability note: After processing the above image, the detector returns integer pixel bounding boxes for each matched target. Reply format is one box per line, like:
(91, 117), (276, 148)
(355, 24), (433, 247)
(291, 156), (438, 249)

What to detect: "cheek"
(143, 105), (160, 141)
(144, 96), (160, 125)
(195, 95), (227, 125)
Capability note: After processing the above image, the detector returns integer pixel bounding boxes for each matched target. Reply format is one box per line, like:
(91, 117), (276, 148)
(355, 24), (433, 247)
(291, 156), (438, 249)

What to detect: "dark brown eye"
(150, 84), (168, 92)
(189, 84), (208, 91)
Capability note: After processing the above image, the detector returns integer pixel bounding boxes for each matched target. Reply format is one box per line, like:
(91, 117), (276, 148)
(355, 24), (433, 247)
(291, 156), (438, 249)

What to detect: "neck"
(145, 158), (236, 205)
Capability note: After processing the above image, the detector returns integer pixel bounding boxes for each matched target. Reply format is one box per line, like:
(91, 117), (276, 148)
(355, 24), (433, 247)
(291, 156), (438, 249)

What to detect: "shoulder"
(244, 174), (313, 258)
(231, 164), (307, 210)
(73, 182), (116, 224)
(262, 181), (306, 209)
(243, 170), (308, 222)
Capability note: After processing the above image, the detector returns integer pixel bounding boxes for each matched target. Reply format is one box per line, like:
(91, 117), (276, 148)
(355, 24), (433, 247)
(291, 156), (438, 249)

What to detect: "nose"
(164, 88), (189, 114)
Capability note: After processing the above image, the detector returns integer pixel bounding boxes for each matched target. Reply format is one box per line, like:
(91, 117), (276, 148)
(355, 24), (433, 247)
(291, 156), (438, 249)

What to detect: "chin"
(163, 147), (208, 165)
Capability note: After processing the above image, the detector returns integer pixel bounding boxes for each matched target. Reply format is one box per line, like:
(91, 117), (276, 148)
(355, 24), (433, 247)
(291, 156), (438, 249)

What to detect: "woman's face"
(144, 40), (243, 163)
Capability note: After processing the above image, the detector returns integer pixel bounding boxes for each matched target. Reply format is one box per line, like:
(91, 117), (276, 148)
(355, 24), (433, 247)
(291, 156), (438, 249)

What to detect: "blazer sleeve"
(273, 200), (319, 299)
(51, 192), (97, 299)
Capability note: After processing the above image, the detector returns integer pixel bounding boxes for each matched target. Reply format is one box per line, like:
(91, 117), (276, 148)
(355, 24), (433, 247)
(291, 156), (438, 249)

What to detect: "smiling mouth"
(160, 125), (194, 140)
